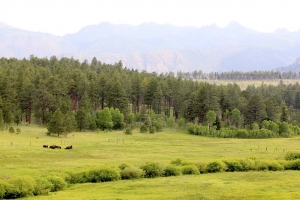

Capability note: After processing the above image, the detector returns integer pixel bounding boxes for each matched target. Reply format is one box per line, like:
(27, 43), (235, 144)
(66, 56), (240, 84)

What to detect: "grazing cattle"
(65, 145), (72, 150)
(49, 145), (57, 149)
(56, 146), (61, 149)
(43, 145), (48, 148)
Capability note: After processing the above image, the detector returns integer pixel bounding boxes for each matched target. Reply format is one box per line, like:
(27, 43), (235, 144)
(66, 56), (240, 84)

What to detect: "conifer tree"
(47, 109), (64, 136)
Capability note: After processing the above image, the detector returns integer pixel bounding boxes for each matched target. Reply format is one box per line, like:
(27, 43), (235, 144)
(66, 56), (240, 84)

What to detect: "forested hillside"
(1, 56), (300, 138)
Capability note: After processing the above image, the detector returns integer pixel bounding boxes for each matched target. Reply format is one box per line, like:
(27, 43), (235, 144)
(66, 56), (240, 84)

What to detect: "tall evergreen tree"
(106, 81), (128, 115)
(244, 94), (267, 125)
(47, 109), (65, 136)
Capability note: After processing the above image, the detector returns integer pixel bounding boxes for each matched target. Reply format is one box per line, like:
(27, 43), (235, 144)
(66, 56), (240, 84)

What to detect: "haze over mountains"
(1, 21), (300, 73)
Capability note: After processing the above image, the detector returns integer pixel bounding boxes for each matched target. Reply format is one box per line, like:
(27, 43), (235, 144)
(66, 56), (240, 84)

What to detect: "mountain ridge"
(0, 21), (300, 73)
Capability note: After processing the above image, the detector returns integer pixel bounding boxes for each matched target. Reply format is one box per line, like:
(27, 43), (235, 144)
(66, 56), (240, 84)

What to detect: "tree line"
(177, 70), (300, 80)
(1, 56), (300, 137)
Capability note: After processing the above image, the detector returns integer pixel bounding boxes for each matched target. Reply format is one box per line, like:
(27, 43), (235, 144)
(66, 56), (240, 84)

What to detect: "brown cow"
(65, 145), (72, 149)
(56, 146), (61, 149)
(43, 145), (48, 148)
(49, 145), (56, 149)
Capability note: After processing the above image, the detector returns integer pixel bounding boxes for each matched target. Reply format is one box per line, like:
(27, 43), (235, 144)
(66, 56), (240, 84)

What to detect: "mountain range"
(1, 21), (300, 73)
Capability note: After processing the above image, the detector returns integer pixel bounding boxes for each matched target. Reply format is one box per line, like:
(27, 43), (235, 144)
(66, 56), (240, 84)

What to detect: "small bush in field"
(7, 176), (35, 198)
(284, 160), (300, 170)
(120, 167), (144, 179)
(33, 177), (53, 195)
(149, 126), (156, 134)
(0, 180), (8, 199)
(239, 158), (257, 171)
(140, 124), (148, 133)
(265, 160), (284, 171)
(170, 158), (191, 166)
(68, 171), (89, 184)
(16, 128), (21, 134)
(87, 167), (120, 182)
(46, 175), (67, 192)
(9, 127), (15, 133)
(285, 151), (300, 160)
(124, 126), (133, 135)
(1, 181), (19, 199)
(195, 162), (207, 174)
(223, 159), (243, 172)
(141, 162), (164, 178)
(206, 161), (227, 173)
(119, 163), (129, 170)
(181, 165), (200, 175)
(163, 165), (181, 177)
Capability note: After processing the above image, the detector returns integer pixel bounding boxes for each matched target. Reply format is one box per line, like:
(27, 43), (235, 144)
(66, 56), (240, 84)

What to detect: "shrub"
(33, 177), (53, 195)
(6, 176), (35, 198)
(181, 165), (200, 175)
(9, 127), (15, 133)
(0, 180), (10, 199)
(140, 124), (148, 133)
(87, 167), (120, 182)
(149, 126), (156, 134)
(120, 167), (144, 179)
(284, 160), (300, 170)
(1, 182), (20, 199)
(170, 158), (191, 166)
(223, 159), (243, 172)
(206, 161), (227, 173)
(46, 175), (67, 192)
(265, 160), (284, 171)
(141, 162), (164, 178)
(163, 165), (181, 177)
(68, 171), (89, 184)
(195, 162), (207, 174)
(119, 163), (129, 170)
(239, 158), (257, 171)
(16, 128), (21, 134)
(285, 151), (300, 160)
(124, 126), (133, 135)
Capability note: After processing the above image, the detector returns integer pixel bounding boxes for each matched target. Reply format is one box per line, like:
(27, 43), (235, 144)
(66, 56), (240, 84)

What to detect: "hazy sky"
(1, 0), (300, 36)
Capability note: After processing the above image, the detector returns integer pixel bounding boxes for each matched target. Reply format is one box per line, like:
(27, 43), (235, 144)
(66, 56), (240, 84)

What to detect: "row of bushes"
(2, 153), (300, 199)
(187, 124), (298, 138)
(0, 174), (67, 199)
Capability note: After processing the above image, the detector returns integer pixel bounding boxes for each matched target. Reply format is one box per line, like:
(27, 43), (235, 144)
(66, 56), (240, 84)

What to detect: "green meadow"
(203, 79), (299, 90)
(1, 124), (300, 199)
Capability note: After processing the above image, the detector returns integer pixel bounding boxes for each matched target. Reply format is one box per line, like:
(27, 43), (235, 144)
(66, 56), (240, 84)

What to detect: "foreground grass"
(24, 171), (300, 200)
(2, 124), (300, 199)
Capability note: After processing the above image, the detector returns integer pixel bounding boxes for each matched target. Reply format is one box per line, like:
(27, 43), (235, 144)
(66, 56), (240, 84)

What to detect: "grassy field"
(1, 124), (300, 199)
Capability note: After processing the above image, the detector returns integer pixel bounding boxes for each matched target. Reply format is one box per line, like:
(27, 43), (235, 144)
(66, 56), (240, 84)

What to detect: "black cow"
(43, 145), (48, 148)
(65, 145), (72, 149)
